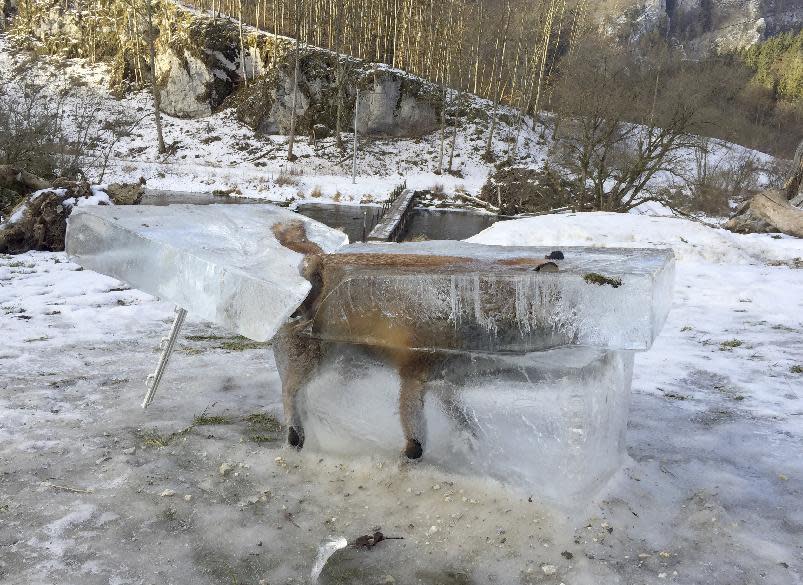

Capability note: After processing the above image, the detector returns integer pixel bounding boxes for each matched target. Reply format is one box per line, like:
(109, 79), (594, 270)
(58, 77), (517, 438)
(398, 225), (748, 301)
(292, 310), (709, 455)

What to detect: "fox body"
(271, 220), (557, 459)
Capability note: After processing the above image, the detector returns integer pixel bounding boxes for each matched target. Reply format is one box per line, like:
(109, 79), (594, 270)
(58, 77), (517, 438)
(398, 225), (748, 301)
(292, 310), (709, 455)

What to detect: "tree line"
(184, 0), (585, 113)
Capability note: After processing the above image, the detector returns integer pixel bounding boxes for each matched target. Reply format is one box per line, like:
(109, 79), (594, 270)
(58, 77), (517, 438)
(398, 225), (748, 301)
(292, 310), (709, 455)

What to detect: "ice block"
(309, 241), (675, 353)
(295, 344), (634, 503)
(66, 204), (348, 341)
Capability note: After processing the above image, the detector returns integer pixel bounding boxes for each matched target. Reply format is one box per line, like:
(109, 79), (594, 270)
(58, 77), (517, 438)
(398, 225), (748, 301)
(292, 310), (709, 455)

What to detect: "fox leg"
(397, 353), (437, 459)
(274, 323), (323, 449)
(282, 366), (313, 449)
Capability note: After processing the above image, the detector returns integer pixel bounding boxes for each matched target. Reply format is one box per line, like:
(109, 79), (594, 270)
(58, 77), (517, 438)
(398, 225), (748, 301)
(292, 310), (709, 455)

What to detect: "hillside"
(0, 30), (782, 217)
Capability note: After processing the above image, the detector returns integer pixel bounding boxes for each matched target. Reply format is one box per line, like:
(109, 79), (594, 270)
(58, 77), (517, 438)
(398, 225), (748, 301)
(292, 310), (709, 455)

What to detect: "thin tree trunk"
(287, 0), (302, 161)
(145, 0), (166, 154)
(484, 0), (511, 161)
(238, 0), (248, 86)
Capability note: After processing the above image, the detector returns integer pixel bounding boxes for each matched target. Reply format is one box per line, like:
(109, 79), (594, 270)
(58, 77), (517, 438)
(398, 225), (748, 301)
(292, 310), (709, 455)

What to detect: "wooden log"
(0, 165), (51, 193)
(749, 189), (803, 238)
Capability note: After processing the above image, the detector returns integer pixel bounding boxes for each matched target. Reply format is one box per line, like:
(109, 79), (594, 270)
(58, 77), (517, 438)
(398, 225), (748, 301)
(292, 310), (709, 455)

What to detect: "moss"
(583, 273), (623, 288)
(193, 415), (231, 425)
(234, 69), (280, 130)
(720, 339), (743, 349)
(140, 431), (171, 448)
(245, 412), (282, 433)
(218, 338), (268, 351)
(184, 334), (267, 351)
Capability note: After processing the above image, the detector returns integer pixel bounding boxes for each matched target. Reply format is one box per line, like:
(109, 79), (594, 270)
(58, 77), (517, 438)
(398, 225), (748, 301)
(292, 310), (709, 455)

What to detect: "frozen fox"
(271, 220), (558, 459)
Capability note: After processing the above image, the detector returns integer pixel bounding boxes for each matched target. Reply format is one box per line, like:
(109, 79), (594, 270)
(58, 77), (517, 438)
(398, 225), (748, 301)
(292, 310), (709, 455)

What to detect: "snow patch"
(469, 212), (803, 265)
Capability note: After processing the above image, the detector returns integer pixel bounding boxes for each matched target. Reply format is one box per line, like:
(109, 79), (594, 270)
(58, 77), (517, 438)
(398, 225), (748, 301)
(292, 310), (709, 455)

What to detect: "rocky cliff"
(9, 0), (440, 138)
(598, 0), (803, 56)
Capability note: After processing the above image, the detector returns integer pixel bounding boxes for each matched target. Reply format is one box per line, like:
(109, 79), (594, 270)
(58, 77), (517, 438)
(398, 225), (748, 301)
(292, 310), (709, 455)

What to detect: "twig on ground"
(284, 511), (300, 528)
(41, 482), (95, 494)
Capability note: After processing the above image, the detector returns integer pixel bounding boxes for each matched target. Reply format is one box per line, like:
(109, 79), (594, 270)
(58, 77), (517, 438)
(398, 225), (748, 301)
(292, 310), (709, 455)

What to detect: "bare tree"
(286, 0), (303, 161)
(549, 36), (701, 212)
(483, 0), (512, 162)
(144, 0), (166, 154)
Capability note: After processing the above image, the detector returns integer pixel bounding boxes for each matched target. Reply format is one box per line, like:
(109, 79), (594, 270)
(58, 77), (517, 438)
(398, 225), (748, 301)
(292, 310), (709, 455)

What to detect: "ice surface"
(296, 344), (634, 503)
(310, 241), (675, 352)
(66, 204), (348, 341)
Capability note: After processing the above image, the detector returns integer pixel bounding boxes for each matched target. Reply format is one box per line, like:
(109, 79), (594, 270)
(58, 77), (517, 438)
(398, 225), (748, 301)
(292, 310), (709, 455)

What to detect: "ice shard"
(309, 241), (675, 352)
(66, 204), (348, 341)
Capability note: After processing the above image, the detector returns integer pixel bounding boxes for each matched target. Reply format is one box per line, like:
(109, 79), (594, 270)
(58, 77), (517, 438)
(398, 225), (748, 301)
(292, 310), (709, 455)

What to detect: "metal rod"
(352, 87), (359, 184)
(142, 307), (187, 409)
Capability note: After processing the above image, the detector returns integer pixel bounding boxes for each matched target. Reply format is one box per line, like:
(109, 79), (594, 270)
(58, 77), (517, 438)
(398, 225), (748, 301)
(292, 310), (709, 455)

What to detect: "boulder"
(154, 17), (246, 118)
(105, 180), (145, 205)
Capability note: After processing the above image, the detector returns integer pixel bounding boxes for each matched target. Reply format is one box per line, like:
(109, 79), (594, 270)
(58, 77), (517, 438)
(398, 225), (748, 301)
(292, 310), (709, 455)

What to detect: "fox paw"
(404, 439), (423, 460)
(288, 426), (305, 449)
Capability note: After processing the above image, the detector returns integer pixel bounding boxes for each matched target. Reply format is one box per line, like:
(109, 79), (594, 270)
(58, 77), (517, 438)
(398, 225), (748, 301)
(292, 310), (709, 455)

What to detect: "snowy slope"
(0, 34), (780, 210)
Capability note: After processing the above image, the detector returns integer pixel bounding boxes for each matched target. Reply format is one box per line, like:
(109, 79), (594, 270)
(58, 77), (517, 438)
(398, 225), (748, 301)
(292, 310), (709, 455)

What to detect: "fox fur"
(271, 220), (557, 459)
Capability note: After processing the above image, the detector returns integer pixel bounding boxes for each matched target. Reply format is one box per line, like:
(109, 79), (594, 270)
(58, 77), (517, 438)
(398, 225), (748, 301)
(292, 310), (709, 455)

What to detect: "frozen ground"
(1, 213), (802, 584)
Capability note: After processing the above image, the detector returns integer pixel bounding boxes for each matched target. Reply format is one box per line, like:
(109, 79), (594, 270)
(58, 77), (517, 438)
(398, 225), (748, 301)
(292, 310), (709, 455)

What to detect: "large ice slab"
(66, 204), (348, 341)
(310, 241), (674, 352)
(296, 344), (634, 504)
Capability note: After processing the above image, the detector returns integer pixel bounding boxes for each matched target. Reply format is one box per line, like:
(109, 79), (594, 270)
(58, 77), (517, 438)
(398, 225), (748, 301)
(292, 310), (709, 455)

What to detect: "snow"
(469, 211), (803, 265)
(62, 186), (112, 209)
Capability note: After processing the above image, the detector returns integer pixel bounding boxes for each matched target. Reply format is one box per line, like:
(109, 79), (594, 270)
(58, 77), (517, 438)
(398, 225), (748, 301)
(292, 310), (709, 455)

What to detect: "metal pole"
(142, 306), (187, 409)
(352, 87), (359, 184)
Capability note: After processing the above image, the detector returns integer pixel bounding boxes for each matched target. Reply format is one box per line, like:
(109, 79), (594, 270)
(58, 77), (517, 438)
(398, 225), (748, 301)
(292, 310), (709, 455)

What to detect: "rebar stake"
(143, 306), (187, 409)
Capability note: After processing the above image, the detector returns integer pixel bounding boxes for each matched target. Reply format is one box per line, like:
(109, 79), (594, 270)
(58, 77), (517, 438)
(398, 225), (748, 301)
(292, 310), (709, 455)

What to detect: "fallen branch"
(0, 165), (50, 193)
(454, 191), (500, 212)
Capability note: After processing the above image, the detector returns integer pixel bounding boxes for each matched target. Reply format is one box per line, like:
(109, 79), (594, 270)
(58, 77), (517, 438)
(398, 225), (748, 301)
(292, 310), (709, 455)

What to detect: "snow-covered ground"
(2, 213), (802, 584)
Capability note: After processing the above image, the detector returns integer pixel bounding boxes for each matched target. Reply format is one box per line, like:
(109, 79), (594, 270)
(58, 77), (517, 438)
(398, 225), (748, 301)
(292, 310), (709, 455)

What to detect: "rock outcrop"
(599, 0), (803, 57)
(236, 53), (440, 138)
(10, 0), (441, 137)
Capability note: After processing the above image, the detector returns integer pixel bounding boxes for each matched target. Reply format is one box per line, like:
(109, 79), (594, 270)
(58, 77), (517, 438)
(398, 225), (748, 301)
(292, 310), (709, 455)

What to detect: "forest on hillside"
(181, 0), (802, 157)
